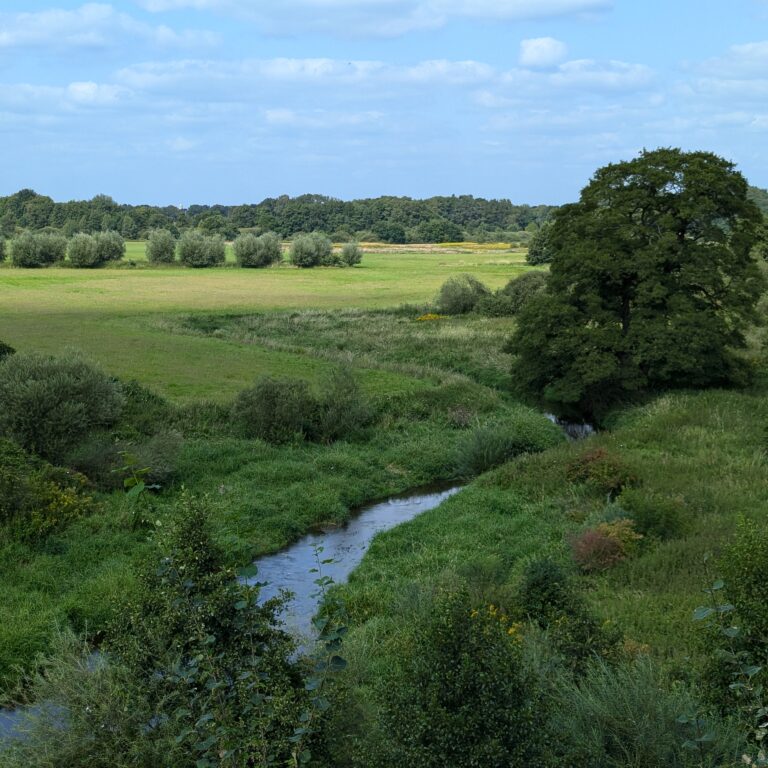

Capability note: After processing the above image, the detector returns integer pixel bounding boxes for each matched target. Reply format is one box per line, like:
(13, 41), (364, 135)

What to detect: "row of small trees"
(146, 230), (362, 268)
(0, 230), (363, 269)
(0, 231), (125, 268)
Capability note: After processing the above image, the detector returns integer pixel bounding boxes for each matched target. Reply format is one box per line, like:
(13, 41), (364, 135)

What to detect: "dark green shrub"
(553, 658), (744, 767)
(500, 271), (549, 313)
(435, 274), (489, 315)
(366, 589), (548, 767)
(178, 231), (226, 267)
(618, 487), (689, 539)
(722, 518), (768, 649)
(0, 351), (124, 461)
(118, 380), (174, 438)
(0, 438), (96, 539)
(146, 229), (176, 264)
(0, 236), (5, 262)
(94, 230), (125, 262)
(134, 428), (183, 488)
(517, 558), (620, 672)
(232, 376), (318, 444)
(10, 232), (44, 267)
(290, 233), (333, 268)
(36, 232), (67, 264)
(312, 367), (372, 443)
(526, 222), (553, 265)
(340, 241), (363, 266)
(234, 231), (281, 267)
(475, 291), (517, 317)
(67, 233), (102, 267)
(0, 339), (15, 359)
(65, 433), (123, 490)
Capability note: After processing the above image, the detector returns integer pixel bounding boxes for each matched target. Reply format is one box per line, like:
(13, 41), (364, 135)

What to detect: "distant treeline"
(0, 189), (558, 243)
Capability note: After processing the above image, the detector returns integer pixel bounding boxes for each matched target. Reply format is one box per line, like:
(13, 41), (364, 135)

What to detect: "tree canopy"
(508, 148), (766, 420)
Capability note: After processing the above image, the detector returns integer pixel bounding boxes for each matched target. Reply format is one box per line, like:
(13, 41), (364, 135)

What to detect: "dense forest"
(0, 189), (559, 243)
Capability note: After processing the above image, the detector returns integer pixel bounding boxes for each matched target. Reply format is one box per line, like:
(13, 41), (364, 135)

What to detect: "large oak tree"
(508, 148), (766, 419)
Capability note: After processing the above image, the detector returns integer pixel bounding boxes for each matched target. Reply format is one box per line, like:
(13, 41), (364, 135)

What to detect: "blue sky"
(1, 1), (768, 205)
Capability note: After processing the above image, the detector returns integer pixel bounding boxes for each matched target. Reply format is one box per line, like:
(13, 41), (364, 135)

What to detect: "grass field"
(0, 244), (525, 401)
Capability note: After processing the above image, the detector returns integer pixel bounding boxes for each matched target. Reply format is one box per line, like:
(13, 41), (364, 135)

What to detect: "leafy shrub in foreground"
(525, 221), (553, 265)
(178, 230), (226, 267)
(500, 271), (549, 311)
(233, 375), (317, 444)
(4, 498), (309, 767)
(146, 228), (176, 264)
(290, 232), (333, 268)
(365, 589), (548, 768)
(67, 233), (102, 267)
(94, 230), (125, 262)
(435, 274), (489, 315)
(0, 351), (124, 461)
(234, 231), (282, 267)
(341, 241), (363, 266)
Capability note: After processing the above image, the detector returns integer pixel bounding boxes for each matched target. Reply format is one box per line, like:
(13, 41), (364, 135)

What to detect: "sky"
(1, 1), (768, 206)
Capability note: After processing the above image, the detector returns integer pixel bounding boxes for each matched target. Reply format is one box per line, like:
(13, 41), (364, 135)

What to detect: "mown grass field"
(0, 244), (524, 401)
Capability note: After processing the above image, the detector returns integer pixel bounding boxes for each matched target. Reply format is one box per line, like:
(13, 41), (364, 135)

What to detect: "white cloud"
(519, 37), (568, 68)
(549, 59), (653, 90)
(135, 0), (611, 36)
(0, 81), (130, 111)
(0, 3), (217, 50)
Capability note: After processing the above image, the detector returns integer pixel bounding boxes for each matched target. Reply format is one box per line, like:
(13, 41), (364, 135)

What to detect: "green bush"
(146, 229), (176, 264)
(0, 236), (5, 262)
(618, 487), (689, 539)
(118, 379), (175, 438)
(94, 230), (125, 262)
(234, 231), (281, 267)
(722, 518), (768, 649)
(475, 291), (517, 317)
(526, 222), (553, 265)
(0, 438), (96, 539)
(516, 558), (620, 672)
(455, 411), (562, 476)
(312, 367), (372, 443)
(36, 232), (68, 264)
(290, 232), (333, 268)
(232, 375), (318, 444)
(553, 658), (744, 767)
(67, 233), (102, 268)
(435, 274), (489, 315)
(178, 231), (226, 267)
(500, 271), (549, 313)
(10, 232), (45, 267)
(364, 589), (548, 767)
(0, 351), (124, 461)
(341, 241), (363, 267)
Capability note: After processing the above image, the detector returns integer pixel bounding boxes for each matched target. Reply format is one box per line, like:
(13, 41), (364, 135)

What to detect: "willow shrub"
(146, 229), (176, 264)
(67, 233), (102, 267)
(435, 274), (489, 315)
(178, 231), (226, 267)
(0, 351), (124, 461)
(234, 231), (282, 267)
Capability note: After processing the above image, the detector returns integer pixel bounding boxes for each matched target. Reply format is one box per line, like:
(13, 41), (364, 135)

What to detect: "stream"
(244, 485), (462, 640)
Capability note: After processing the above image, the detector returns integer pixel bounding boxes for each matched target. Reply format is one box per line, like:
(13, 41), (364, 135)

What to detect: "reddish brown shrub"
(566, 446), (637, 495)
